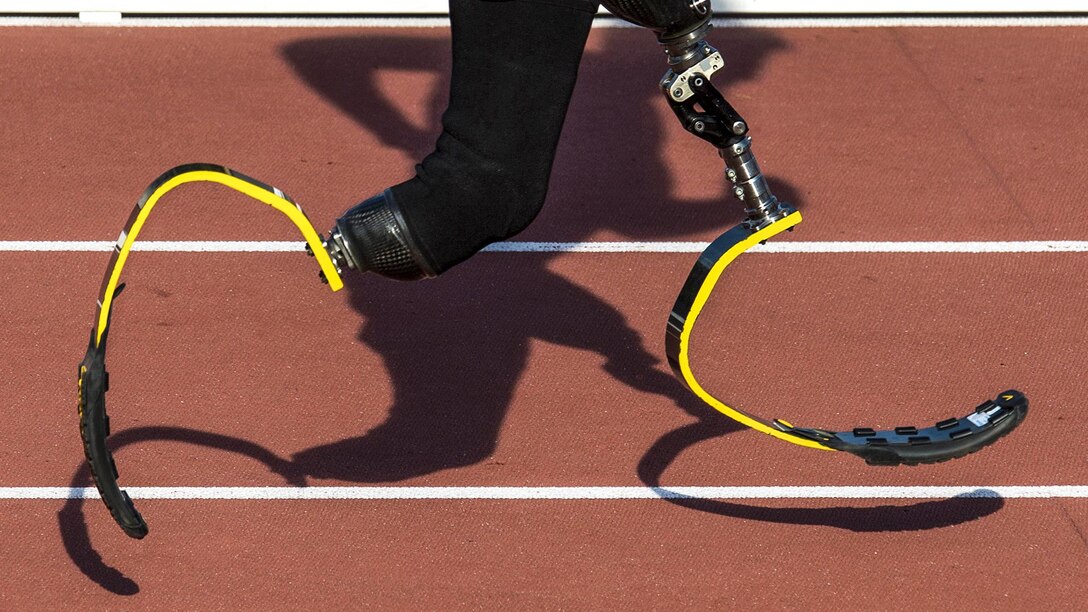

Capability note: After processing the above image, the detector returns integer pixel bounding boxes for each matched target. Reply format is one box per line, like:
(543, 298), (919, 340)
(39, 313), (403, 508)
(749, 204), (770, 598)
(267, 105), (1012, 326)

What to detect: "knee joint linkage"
(660, 38), (793, 232)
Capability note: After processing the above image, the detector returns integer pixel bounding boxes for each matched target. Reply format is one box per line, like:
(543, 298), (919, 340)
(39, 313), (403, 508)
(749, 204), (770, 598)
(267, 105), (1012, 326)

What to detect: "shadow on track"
(58, 426), (305, 596)
(281, 24), (794, 482)
(636, 403), (1005, 532)
(61, 422), (1005, 594)
(59, 25), (1005, 594)
(278, 26), (1005, 527)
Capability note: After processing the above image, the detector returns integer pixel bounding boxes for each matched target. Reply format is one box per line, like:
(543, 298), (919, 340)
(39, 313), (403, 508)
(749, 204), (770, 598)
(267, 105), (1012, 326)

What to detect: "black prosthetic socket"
(332, 190), (436, 280)
(376, 0), (598, 275)
(600, 0), (710, 43)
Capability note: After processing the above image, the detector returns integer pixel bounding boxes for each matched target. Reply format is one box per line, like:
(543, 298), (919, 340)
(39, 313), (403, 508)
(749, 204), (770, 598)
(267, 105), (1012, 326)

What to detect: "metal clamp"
(661, 47), (724, 103)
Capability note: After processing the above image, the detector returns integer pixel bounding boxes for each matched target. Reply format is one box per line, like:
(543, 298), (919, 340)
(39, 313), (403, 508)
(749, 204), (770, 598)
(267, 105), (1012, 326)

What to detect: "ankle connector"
(319, 190), (436, 282)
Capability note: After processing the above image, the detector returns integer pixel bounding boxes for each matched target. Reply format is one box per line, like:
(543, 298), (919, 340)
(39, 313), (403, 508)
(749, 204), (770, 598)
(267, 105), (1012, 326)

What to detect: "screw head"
(673, 88), (683, 99)
(732, 121), (747, 135)
(693, 121), (705, 132)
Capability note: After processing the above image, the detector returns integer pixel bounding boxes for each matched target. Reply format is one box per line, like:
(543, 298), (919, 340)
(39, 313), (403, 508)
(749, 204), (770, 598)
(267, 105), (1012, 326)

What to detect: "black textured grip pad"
(336, 191), (435, 280)
(77, 288), (148, 539)
(784, 390), (1029, 466)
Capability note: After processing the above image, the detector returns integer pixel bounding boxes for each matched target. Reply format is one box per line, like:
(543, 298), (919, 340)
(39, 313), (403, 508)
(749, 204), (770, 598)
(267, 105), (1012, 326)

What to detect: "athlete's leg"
(326, 0), (599, 279)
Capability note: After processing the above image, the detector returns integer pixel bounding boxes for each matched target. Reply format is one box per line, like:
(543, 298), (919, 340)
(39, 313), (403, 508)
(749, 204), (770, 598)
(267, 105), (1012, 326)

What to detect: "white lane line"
(5, 485), (1088, 500)
(3, 240), (1088, 253)
(0, 240), (303, 252)
(2, 15), (1088, 28)
(487, 241), (1088, 253)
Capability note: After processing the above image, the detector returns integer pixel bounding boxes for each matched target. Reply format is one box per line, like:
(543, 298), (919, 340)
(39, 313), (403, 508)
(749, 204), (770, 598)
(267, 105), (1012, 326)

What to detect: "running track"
(1, 16), (1086, 609)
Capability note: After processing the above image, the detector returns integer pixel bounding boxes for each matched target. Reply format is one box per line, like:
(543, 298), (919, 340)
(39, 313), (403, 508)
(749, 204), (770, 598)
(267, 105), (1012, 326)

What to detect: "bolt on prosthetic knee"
(602, 0), (791, 230)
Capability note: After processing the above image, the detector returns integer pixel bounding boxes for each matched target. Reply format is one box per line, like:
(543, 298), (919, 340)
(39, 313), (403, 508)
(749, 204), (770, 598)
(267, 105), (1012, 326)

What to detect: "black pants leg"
(389, 0), (599, 274)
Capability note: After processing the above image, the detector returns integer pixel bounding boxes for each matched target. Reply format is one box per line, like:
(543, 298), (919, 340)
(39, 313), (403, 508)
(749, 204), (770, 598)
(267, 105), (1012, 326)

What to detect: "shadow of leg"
(637, 415), (1005, 532)
(292, 272), (528, 482)
(59, 426), (304, 593)
(57, 463), (140, 596)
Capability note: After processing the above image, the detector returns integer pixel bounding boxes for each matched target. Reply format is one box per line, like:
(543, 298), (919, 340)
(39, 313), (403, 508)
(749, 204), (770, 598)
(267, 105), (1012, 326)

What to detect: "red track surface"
(1, 21), (1086, 609)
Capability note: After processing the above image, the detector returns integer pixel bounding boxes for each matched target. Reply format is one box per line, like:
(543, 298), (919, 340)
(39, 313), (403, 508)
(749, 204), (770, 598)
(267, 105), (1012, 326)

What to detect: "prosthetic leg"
(598, 0), (1027, 464)
(77, 1), (1027, 539)
(318, 0), (788, 282)
(318, 0), (1027, 463)
(322, 0), (600, 280)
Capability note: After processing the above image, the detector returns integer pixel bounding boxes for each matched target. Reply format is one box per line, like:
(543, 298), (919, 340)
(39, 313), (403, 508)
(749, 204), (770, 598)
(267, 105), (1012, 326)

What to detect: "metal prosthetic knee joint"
(659, 31), (793, 232)
(601, 0), (790, 231)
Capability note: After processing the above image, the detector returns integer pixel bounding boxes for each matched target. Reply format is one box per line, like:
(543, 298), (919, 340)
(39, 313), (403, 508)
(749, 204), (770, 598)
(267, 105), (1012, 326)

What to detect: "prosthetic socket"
(323, 0), (789, 282)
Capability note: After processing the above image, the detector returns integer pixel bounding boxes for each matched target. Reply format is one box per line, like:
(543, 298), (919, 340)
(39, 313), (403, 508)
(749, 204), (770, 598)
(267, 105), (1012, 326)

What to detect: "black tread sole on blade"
(783, 390), (1029, 466)
(77, 294), (148, 539)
